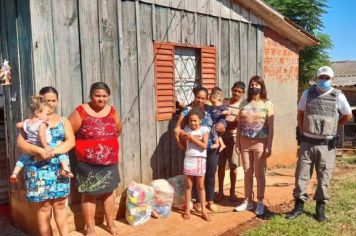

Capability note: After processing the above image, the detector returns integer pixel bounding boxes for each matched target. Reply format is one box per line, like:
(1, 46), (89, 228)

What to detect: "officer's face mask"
(317, 78), (331, 92)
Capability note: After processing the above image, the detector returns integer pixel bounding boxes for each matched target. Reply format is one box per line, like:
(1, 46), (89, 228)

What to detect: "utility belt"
(301, 135), (339, 149)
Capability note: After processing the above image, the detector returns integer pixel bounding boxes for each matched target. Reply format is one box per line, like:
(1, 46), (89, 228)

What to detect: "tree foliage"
(264, 0), (333, 88)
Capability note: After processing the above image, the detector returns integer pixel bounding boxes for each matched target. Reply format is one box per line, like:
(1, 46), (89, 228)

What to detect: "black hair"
(188, 107), (205, 120)
(232, 81), (246, 91)
(39, 86), (59, 98)
(90, 82), (111, 96)
(192, 86), (208, 97)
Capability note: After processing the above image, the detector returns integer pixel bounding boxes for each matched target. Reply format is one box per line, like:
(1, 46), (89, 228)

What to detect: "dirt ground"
(220, 163), (356, 236)
(69, 168), (316, 236)
(3, 164), (353, 236)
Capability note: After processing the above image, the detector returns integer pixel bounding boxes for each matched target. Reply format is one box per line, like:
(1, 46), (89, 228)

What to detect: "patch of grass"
(243, 168), (356, 236)
(343, 155), (356, 164)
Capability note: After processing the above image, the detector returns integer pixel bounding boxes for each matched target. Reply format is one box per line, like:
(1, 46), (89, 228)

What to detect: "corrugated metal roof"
(331, 61), (356, 87)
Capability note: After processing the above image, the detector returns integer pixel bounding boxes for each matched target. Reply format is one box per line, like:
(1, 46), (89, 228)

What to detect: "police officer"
(286, 66), (353, 222)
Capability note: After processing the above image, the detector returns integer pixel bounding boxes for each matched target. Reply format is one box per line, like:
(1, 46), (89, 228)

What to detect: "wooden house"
(0, 0), (317, 234)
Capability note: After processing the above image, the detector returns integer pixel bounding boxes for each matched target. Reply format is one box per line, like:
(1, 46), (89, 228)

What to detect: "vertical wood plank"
(1, 0), (14, 173)
(78, 0), (100, 98)
(209, 0), (220, 17)
(230, 21), (240, 86)
(197, 14), (207, 45)
(207, 16), (218, 46)
(138, 3), (156, 184)
(116, 0), (124, 194)
(29, 0), (56, 91)
(98, 0), (120, 110)
(231, 1), (242, 21)
(5, 0), (22, 171)
(120, 0), (141, 186)
(184, 0), (197, 13)
(240, 5), (250, 23)
(181, 12), (195, 45)
(217, 16), (221, 87)
(155, 6), (169, 42)
(247, 24), (257, 78)
(256, 25), (264, 77)
(220, 19), (230, 96)
(198, 0), (209, 14)
(220, 0), (231, 19)
(52, 0), (82, 116)
(156, 121), (171, 179)
(16, 0), (33, 115)
(239, 22), (248, 84)
(168, 8), (182, 43)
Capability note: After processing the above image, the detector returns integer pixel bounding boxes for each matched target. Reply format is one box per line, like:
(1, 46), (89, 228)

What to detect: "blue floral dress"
(24, 118), (70, 202)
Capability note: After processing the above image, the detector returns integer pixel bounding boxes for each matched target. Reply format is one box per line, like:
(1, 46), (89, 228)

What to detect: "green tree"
(264, 0), (333, 89)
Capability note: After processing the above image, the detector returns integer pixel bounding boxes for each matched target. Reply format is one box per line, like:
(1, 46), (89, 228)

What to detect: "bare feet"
(9, 174), (18, 184)
(202, 212), (211, 222)
(214, 192), (225, 202)
(105, 224), (118, 236)
(183, 212), (191, 220)
(85, 227), (97, 236)
(230, 193), (238, 202)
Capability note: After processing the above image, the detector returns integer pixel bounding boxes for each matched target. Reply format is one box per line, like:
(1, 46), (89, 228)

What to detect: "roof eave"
(236, 0), (319, 49)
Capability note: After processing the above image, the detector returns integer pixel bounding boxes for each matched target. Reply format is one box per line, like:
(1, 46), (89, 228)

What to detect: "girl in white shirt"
(175, 107), (210, 221)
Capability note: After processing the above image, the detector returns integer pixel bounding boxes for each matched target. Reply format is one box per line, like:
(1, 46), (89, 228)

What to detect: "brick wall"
(264, 28), (299, 82)
(263, 27), (300, 167)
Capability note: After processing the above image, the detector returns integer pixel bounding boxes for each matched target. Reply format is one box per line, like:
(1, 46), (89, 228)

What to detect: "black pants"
(193, 149), (219, 202)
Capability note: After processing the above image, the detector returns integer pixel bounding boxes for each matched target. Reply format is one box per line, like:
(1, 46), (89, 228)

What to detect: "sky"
(322, 0), (356, 61)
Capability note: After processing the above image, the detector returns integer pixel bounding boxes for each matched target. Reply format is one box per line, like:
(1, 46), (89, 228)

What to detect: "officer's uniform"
(294, 85), (352, 202)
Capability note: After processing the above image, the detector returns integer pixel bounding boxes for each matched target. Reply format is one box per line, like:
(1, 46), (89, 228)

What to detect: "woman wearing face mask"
(234, 76), (274, 216)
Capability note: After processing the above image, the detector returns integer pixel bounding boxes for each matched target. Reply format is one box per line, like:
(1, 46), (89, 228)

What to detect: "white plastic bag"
(151, 179), (174, 218)
(125, 181), (154, 226)
(167, 175), (185, 210)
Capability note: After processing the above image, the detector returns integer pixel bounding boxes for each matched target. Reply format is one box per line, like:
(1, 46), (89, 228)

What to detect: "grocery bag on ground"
(125, 181), (154, 226)
(151, 179), (174, 218)
(167, 175), (185, 210)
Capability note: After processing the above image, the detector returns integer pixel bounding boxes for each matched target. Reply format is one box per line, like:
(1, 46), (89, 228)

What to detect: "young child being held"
(209, 87), (229, 151)
(175, 107), (210, 221)
(10, 95), (73, 184)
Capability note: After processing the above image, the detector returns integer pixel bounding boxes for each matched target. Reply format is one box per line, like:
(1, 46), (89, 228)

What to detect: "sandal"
(182, 212), (191, 220)
(193, 203), (202, 212)
(202, 212), (211, 222)
(214, 192), (225, 202)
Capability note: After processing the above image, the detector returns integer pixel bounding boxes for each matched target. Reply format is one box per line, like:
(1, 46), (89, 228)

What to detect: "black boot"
(286, 199), (304, 219)
(316, 201), (327, 222)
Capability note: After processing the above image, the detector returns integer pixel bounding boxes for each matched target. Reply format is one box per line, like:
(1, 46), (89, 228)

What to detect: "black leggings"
(193, 149), (219, 202)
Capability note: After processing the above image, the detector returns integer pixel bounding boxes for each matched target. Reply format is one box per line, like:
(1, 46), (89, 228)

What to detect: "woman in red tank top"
(69, 82), (122, 236)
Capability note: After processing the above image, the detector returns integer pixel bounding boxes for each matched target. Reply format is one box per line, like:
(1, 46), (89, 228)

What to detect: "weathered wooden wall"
(0, 0), (266, 234)
(0, 0), (264, 191)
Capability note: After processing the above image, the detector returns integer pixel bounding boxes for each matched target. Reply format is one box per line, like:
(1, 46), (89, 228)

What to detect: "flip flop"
(193, 203), (202, 212)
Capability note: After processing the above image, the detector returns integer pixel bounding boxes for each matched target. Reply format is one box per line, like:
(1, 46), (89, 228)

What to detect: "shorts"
(218, 132), (239, 168)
